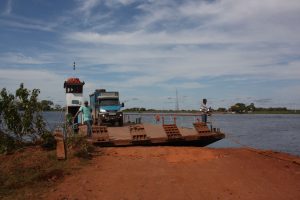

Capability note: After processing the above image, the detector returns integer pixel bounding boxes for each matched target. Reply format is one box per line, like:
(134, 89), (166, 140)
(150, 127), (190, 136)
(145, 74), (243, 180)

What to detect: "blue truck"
(90, 89), (124, 126)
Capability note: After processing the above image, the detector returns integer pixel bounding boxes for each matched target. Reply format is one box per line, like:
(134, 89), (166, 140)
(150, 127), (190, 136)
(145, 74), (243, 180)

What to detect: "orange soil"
(45, 147), (300, 200)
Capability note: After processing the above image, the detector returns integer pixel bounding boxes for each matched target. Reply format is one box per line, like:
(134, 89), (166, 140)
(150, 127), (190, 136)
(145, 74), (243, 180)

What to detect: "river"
(43, 112), (300, 156)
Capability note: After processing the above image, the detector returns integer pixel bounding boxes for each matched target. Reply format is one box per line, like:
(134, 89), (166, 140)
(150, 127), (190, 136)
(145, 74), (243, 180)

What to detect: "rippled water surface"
(44, 112), (300, 156)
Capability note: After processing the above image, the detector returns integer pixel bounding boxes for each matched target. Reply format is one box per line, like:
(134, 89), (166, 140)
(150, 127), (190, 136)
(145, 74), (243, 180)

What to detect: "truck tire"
(119, 119), (123, 127)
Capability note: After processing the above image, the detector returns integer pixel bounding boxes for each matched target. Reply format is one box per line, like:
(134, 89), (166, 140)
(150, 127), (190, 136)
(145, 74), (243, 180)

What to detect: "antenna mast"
(176, 89), (179, 111)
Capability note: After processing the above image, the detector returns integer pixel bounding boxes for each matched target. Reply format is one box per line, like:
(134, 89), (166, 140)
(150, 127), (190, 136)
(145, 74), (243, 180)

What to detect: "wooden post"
(54, 129), (67, 160)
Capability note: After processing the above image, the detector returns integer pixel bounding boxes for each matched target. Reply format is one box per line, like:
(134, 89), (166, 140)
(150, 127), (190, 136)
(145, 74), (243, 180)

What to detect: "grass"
(0, 146), (91, 200)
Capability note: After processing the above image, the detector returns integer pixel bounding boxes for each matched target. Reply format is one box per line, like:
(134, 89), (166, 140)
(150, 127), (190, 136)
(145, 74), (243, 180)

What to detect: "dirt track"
(46, 147), (300, 200)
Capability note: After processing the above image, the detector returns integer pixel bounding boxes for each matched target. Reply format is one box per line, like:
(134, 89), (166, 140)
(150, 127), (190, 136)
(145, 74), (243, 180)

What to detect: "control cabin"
(64, 77), (85, 124)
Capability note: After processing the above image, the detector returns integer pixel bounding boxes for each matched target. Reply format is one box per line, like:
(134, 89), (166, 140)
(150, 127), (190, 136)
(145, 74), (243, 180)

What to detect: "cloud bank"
(0, 0), (300, 109)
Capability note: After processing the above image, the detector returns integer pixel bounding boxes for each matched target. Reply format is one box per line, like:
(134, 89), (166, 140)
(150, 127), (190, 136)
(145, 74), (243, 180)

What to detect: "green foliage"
(123, 107), (147, 112)
(0, 149), (73, 198)
(66, 134), (94, 159)
(40, 100), (54, 111)
(230, 103), (247, 113)
(38, 100), (63, 111)
(0, 83), (48, 148)
(228, 102), (297, 114)
(40, 132), (56, 150)
(246, 103), (255, 112)
(0, 131), (16, 154)
(217, 107), (227, 112)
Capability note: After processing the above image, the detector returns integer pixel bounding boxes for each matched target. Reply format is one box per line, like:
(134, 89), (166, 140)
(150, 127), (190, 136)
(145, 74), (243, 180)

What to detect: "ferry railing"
(123, 113), (213, 129)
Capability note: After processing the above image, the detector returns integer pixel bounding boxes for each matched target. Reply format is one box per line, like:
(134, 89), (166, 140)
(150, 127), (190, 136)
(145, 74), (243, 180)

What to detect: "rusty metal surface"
(193, 122), (211, 135)
(129, 124), (150, 142)
(92, 125), (110, 142)
(74, 123), (225, 147)
(162, 124), (182, 140)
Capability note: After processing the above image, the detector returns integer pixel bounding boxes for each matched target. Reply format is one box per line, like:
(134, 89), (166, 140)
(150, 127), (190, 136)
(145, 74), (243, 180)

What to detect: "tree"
(217, 107), (227, 112)
(230, 103), (247, 113)
(54, 104), (62, 111)
(246, 103), (256, 112)
(40, 100), (54, 111)
(0, 83), (48, 143)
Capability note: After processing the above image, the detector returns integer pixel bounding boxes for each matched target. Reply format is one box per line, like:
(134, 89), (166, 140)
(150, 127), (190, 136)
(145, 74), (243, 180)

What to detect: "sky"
(0, 0), (300, 110)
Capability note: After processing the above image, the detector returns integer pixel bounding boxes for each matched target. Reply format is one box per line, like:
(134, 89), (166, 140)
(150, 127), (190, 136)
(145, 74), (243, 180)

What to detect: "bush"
(0, 132), (16, 154)
(0, 83), (48, 153)
(66, 135), (94, 159)
(40, 132), (56, 150)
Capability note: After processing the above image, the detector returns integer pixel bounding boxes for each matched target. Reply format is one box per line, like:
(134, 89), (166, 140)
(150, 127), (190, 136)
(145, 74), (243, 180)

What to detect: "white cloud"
(0, 52), (54, 65)
(0, 69), (59, 80)
(0, 69), (66, 103)
(3, 0), (12, 15)
(67, 30), (232, 45)
(105, 0), (136, 7)
(76, 0), (101, 15)
(0, 14), (57, 32)
(1, 0), (300, 108)
(64, 0), (300, 85)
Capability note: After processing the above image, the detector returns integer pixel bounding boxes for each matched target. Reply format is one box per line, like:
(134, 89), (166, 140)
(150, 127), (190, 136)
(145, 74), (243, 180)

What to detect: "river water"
(44, 112), (300, 156)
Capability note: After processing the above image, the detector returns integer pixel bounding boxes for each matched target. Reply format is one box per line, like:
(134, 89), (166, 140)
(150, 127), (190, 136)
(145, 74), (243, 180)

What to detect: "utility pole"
(176, 89), (179, 111)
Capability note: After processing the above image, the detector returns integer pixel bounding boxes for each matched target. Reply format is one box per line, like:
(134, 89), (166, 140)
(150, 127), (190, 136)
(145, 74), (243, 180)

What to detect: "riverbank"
(1, 146), (299, 200)
(0, 146), (89, 200)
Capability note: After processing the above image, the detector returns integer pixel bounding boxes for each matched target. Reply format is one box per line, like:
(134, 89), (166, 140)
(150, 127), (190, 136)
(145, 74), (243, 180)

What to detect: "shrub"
(66, 134), (94, 159)
(40, 132), (56, 150)
(0, 83), (48, 153)
(0, 131), (16, 154)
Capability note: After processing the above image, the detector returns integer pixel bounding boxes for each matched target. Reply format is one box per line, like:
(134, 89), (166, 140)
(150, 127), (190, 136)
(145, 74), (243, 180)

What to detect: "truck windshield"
(99, 99), (119, 106)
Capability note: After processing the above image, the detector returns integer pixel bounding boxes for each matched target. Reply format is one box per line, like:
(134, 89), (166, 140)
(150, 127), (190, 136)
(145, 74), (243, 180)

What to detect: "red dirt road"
(46, 147), (300, 200)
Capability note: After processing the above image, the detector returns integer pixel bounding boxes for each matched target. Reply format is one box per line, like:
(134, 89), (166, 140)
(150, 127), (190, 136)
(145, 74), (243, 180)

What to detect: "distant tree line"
(39, 100), (63, 111)
(226, 103), (295, 114)
(123, 103), (299, 114)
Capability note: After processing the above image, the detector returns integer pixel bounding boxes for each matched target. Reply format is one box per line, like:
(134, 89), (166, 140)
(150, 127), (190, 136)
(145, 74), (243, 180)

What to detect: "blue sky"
(0, 0), (300, 109)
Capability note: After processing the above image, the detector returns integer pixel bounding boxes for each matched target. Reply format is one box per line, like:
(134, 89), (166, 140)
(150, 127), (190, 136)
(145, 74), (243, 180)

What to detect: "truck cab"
(90, 89), (124, 126)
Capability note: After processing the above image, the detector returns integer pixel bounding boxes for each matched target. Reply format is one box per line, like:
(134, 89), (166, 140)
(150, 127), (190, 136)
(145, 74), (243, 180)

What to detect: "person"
(155, 114), (160, 124)
(74, 101), (93, 137)
(200, 98), (210, 123)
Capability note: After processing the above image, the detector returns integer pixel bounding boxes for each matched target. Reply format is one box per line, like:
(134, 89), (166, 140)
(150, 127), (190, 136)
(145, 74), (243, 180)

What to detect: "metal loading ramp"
(162, 124), (182, 140)
(193, 122), (212, 135)
(129, 124), (151, 144)
(76, 123), (225, 147)
(79, 125), (110, 142)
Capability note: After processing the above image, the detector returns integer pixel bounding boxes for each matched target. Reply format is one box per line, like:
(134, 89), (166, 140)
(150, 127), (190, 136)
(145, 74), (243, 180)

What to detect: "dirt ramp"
(46, 147), (300, 200)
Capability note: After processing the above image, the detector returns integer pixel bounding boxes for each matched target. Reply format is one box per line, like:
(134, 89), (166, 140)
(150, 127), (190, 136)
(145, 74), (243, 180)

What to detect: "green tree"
(40, 100), (54, 111)
(246, 103), (256, 112)
(230, 103), (247, 113)
(54, 104), (62, 111)
(0, 83), (48, 143)
(217, 107), (227, 112)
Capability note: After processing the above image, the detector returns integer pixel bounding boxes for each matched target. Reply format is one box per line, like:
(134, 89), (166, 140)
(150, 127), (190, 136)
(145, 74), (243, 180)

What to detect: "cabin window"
(99, 99), (119, 106)
(72, 100), (80, 105)
(66, 85), (83, 93)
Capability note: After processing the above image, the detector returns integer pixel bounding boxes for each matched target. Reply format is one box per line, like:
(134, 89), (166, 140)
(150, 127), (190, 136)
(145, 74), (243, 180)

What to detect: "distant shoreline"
(122, 111), (300, 115)
(42, 110), (300, 114)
